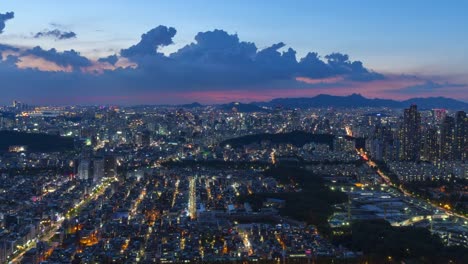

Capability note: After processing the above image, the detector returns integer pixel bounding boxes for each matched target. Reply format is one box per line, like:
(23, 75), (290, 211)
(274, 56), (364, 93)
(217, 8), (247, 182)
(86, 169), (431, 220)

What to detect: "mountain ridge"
(250, 93), (468, 110)
(176, 94), (467, 110)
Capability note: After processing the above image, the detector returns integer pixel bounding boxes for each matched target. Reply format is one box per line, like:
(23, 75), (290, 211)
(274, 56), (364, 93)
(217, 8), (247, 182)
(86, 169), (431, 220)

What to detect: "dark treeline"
(162, 159), (271, 170)
(333, 219), (468, 263)
(0, 131), (74, 152)
(219, 131), (366, 151)
(238, 166), (347, 236)
(220, 131), (336, 149)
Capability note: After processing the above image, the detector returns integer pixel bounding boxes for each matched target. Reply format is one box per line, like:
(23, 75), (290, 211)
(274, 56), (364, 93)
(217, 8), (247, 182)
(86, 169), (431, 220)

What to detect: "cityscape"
(0, 1), (467, 264)
(0, 101), (466, 263)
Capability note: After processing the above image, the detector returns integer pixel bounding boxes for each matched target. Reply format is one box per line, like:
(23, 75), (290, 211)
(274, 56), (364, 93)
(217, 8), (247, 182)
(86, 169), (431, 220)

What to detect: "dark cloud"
(0, 12), (14, 34)
(121, 25), (176, 57)
(25, 46), (92, 69)
(0, 25), (387, 103)
(0, 43), (19, 52)
(172, 30), (257, 63)
(98, 54), (118, 65)
(4, 55), (20, 65)
(324, 53), (384, 81)
(163, 29), (381, 86)
(34, 29), (77, 40)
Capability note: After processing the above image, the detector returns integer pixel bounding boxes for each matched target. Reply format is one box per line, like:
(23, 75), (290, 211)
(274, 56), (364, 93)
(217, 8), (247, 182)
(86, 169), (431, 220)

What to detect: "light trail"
(171, 179), (180, 208)
(188, 177), (197, 220)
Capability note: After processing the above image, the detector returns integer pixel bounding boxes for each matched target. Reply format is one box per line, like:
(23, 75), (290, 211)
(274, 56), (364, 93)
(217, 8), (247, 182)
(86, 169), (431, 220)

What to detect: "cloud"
(24, 46), (92, 69)
(158, 29), (382, 88)
(2, 24), (465, 104)
(0, 12), (14, 34)
(34, 29), (77, 40)
(0, 43), (19, 52)
(98, 54), (118, 65)
(121, 25), (176, 57)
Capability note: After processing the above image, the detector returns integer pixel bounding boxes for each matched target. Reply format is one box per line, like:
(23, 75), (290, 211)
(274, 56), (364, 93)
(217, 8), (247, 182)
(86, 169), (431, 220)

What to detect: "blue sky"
(0, 1), (467, 104)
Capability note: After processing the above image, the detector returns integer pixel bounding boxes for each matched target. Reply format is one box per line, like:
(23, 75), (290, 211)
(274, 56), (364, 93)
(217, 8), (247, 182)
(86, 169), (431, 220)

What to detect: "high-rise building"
(93, 158), (105, 183)
(104, 155), (117, 178)
(135, 130), (151, 147)
(440, 116), (455, 160)
(454, 111), (467, 161)
(400, 105), (421, 161)
(78, 160), (90, 180)
(368, 124), (394, 161)
(421, 127), (439, 162)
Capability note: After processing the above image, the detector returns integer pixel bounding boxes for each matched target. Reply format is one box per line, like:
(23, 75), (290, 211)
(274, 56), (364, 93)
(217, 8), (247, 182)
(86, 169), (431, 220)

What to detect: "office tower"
(104, 155), (117, 178)
(454, 111), (467, 161)
(369, 124), (394, 161)
(422, 127), (439, 162)
(400, 104), (421, 161)
(440, 116), (455, 160)
(78, 160), (90, 180)
(135, 130), (151, 147)
(93, 158), (105, 183)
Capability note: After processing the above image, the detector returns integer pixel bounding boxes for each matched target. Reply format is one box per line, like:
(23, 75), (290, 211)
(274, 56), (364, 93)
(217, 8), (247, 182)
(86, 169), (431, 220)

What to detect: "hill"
(220, 131), (335, 149)
(254, 94), (468, 110)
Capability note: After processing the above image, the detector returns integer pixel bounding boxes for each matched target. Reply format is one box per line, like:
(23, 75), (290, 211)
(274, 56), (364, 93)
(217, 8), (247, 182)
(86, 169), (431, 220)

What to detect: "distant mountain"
(219, 102), (269, 112)
(254, 94), (468, 110)
(400, 97), (468, 110)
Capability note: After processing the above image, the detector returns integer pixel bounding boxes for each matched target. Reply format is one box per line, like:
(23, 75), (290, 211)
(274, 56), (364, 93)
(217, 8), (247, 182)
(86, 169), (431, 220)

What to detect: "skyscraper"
(93, 158), (105, 183)
(78, 160), (90, 180)
(421, 127), (439, 162)
(440, 116), (455, 161)
(400, 105), (421, 161)
(454, 111), (467, 161)
(104, 155), (117, 178)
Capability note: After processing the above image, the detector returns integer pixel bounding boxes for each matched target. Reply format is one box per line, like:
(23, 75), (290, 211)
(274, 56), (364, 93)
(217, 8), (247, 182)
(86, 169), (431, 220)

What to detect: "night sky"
(0, 1), (467, 105)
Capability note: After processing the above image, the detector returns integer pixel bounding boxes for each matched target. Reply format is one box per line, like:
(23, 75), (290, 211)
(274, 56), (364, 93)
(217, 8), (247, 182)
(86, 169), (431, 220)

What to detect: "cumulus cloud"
(121, 25), (176, 57)
(4, 24), (457, 104)
(34, 29), (77, 40)
(24, 46), (92, 69)
(0, 12), (14, 34)
(163, 29), (382, 86)
(98, 54), (119, 65)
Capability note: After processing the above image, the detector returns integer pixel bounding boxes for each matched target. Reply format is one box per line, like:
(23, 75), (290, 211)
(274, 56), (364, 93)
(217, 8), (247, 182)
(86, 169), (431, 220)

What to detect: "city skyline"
(0, 102), (466, 263)
(1, 1), (468, 104)
(0, 2), (467, 263)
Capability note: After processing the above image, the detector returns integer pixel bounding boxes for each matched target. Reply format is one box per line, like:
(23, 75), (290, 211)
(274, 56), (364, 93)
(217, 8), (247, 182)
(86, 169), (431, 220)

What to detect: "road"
(188, 176), (197, 220)
(357, 149), (468, 221)
(8, 179), (115, 264)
